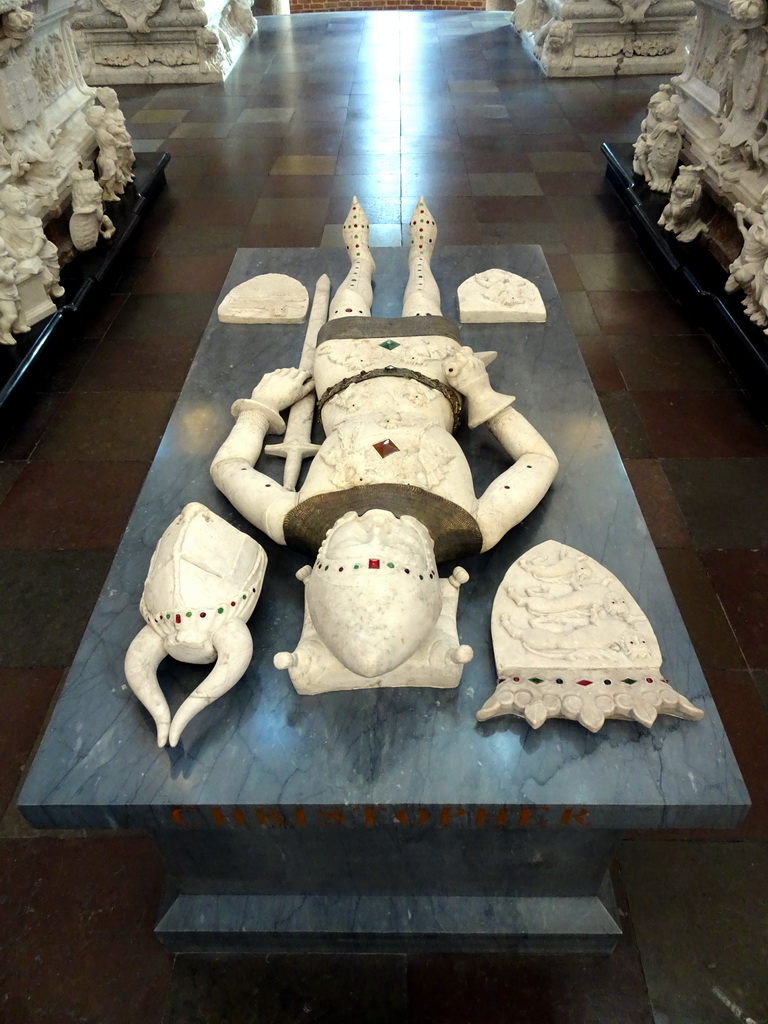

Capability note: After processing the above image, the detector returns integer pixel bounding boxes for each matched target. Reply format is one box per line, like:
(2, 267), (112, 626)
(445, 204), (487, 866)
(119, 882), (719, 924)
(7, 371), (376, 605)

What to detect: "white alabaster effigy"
(209, 196), (560, 699)
(457, 268), (546, 323)
(125, 502), (267, 748)
(71, 0), (257, 85)
(217, 273), (309, 325)
(512, 0), (694, 77)
(476, 540), (705, 731)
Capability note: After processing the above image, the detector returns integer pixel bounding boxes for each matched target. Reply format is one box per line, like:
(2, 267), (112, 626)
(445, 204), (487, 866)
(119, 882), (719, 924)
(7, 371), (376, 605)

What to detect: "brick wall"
(291, 0), (485, 11)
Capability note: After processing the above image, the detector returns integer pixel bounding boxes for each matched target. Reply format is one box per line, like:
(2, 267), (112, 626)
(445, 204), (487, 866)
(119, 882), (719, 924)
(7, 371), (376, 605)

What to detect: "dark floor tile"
(658, 549), (746, 672)
(619, 840), (768, 1024)
(598, 391), (653, 458)
(174, 192), (263, 227)
(663, 458), (768, 549)
(0, 836), (171, 1024)
(528, 150), (599, 172)
(242, 221), (325, 247)
(545, 253), (582, 292)
(572, 252), (661, 292)
(752, 669), (768, 712)
(702, 549), (768, 670)
(400, 194), (478, 223)
(77, 291), (131, 340)
(0, 668), (62, 818)
(34, 391), (176, 462)
(463, 149), (532, 172)
(536, 170), (608, 196)
(0, 460), (23, 502)
(575, 334), (626, 390)
(610, 334), (738, 390)
(0, 461), (147, 549)
(167, 953), (407, 1024)
(479, 220), (568, 254)
(560, 219), (639, 253)
(251, 196), (330, 224)
(154, 223), (245, 254)
(259, 174), (335, 198)
(0, 548), (112, 667)
(561, 291), (600, 334)
(131, 252), (234, 295)
(547, 193), (624, 223)
(0, 393), (65, 461)
(624, 459), (692, 548)
(402, 172), (472, 197)
(106, 293), (217, 343)
(406, 933), (652, 1024)
(473, 195), (553, 223)
(634, 391), (768, 458)
(588, 291), (696, 333)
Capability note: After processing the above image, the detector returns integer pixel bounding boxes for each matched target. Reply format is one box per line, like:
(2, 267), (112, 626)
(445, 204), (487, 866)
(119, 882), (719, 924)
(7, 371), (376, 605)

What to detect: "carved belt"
(316, 366), (463, 433)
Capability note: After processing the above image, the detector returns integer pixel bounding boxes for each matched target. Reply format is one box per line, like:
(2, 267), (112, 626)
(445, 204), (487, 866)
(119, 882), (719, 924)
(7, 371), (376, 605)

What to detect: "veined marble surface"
(19, 245), (749, 832)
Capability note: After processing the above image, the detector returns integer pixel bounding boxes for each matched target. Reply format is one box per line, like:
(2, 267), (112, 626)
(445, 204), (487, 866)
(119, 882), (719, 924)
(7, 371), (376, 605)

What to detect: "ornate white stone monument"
(512, 0), (694, 77)
(633, 0), (768, 331)
(71, 0), (257, 85)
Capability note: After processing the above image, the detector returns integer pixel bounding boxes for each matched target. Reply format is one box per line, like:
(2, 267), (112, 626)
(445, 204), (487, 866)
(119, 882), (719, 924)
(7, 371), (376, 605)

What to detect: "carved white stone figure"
(85, 105), (126, 201)
(124, 502), (267, 748)
(211, 197), (559, 696)
(98, 0), (163, 33)
(69, 166), (115, 251)
(457, 269), (546, 324)
(0, 242), (27, 344)
(95, 86), (135, 186)
(0, 183), (63, 324)
(725, 199), (768, 329)
(641, 103), (683, 192)
(476, 541), (704, 732)
(218, 274), (309, 325)
(658, 164), (709, 242)
(0, 7), (35, 65)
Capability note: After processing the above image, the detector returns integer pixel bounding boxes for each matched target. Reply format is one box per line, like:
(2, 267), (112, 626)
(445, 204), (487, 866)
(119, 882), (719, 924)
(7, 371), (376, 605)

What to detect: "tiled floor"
(1, 10), (767, 1023)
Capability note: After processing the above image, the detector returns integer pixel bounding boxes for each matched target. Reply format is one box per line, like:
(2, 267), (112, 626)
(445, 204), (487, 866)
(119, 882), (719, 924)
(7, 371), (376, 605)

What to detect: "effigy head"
(305, 509), (442, 677)
(96, 86), (119, 108)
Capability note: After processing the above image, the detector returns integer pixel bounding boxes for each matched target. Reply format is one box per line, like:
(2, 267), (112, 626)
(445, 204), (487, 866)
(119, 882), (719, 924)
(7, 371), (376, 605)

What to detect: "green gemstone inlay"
(622, 678), (637, 684)
(387, 562), (394, 568)
(529, 677), (544, 684)
(379, 339), (400, 350)
(218, 608), (224, 614)
(353, 564), (359, 569)
(185, 612), (192, 618)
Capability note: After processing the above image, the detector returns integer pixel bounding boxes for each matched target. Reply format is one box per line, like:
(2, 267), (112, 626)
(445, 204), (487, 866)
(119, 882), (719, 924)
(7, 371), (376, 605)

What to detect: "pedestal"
(512, 0), (694, 77)
(18, 245), (749, 955)
(72, 0), (257, 85)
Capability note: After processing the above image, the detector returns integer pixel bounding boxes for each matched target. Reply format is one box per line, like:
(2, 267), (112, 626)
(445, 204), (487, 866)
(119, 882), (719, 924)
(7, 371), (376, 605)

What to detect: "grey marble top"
(19, 246), (749, 831)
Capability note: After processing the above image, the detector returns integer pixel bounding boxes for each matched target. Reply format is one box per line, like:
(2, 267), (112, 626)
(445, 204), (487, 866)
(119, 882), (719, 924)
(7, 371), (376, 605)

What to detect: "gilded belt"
(316, 366), (463, 433)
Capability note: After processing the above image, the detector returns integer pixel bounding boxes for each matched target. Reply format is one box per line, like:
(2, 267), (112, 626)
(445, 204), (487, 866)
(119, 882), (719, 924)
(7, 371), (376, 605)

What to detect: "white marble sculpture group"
(633, 0), (768, 333)
(0, 0), (136, 343)
(127, 197), (704, 746)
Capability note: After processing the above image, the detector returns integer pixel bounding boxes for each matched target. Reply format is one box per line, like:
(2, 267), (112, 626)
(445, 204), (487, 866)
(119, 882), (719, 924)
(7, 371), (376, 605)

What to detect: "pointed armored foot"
(342, 196), (374, 266)
(408, 196), (438, 261)
(124, 624), (172, 747)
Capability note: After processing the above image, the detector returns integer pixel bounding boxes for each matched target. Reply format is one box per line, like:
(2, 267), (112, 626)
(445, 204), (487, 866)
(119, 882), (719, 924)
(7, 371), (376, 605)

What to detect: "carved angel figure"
(99, 0), (164, 34)
(0, 243), (28, 346)
(95, 87), (135, 186)
(0, 8), (35, 64)
(726, 200), (768, 329)
(69, 167), (116, 252)
(0, 185), (64, 300)
(85, 106), (130, 201)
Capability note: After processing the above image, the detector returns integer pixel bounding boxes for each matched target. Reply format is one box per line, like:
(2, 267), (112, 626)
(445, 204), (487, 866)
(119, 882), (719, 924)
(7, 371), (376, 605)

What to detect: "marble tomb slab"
(18, 245), (749, 954)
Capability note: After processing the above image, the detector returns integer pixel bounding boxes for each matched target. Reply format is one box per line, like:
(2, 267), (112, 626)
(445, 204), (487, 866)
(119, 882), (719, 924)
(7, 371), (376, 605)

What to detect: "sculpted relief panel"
(72, 0), (257, 84)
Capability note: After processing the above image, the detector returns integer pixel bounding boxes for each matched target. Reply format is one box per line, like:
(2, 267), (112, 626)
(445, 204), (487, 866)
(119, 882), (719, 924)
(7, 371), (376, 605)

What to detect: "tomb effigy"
(71, 0), (257, 85)
(19, 216), (748, 953)
(511, 0), (694, 77)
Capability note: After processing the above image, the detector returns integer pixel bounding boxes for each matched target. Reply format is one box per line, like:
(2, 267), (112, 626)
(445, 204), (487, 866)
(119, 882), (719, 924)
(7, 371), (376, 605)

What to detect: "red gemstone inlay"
(646, 677), (653, 683)
(575, 679), (593, 687)
(513, 676), (520, 681)
(373, 438), (400, 458)
(368, 559), (380, 569)
(200, 612), (206, 618)
(231, 601), (236, 606)
(175, 614), (181, 624)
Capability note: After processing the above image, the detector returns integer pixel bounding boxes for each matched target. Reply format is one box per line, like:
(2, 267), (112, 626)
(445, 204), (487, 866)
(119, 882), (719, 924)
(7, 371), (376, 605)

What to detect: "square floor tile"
(634, 391), (768, 458)
(167, 954), (407, 1024)
(270, 154), (337, 175)
(469, 172), (543, 196)
(610, 334), (738, 390)
(0, 461), (147, 549)
(575, 334), (626, 390)
(237, 107), (295, 123)
(528, 151), (599, 172)
(588, 291), (699, 333)
(598, 391), (653, 459)
(624, 459), (691, 548)
(131, 108), (189, 123)
(658, 548), (746, 672)
(702, 549), (768, 669)
(0, 668), (62, 818)
(663, 458), (768, 549)
(620, 840), (768, 1024)
(169, 122), (232, 139)
(572, 252), (661, 292)
(0, 836), (171, 1024)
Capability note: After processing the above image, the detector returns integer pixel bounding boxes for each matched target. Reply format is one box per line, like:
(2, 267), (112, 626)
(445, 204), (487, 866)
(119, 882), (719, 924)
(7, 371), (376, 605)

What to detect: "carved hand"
(443, 346), (513, 429)
(251, 367), (314, 412)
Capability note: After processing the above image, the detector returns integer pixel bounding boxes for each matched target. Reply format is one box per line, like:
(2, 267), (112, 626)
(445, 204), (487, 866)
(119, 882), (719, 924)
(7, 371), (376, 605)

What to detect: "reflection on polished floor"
(0, 11), (767, 1023)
